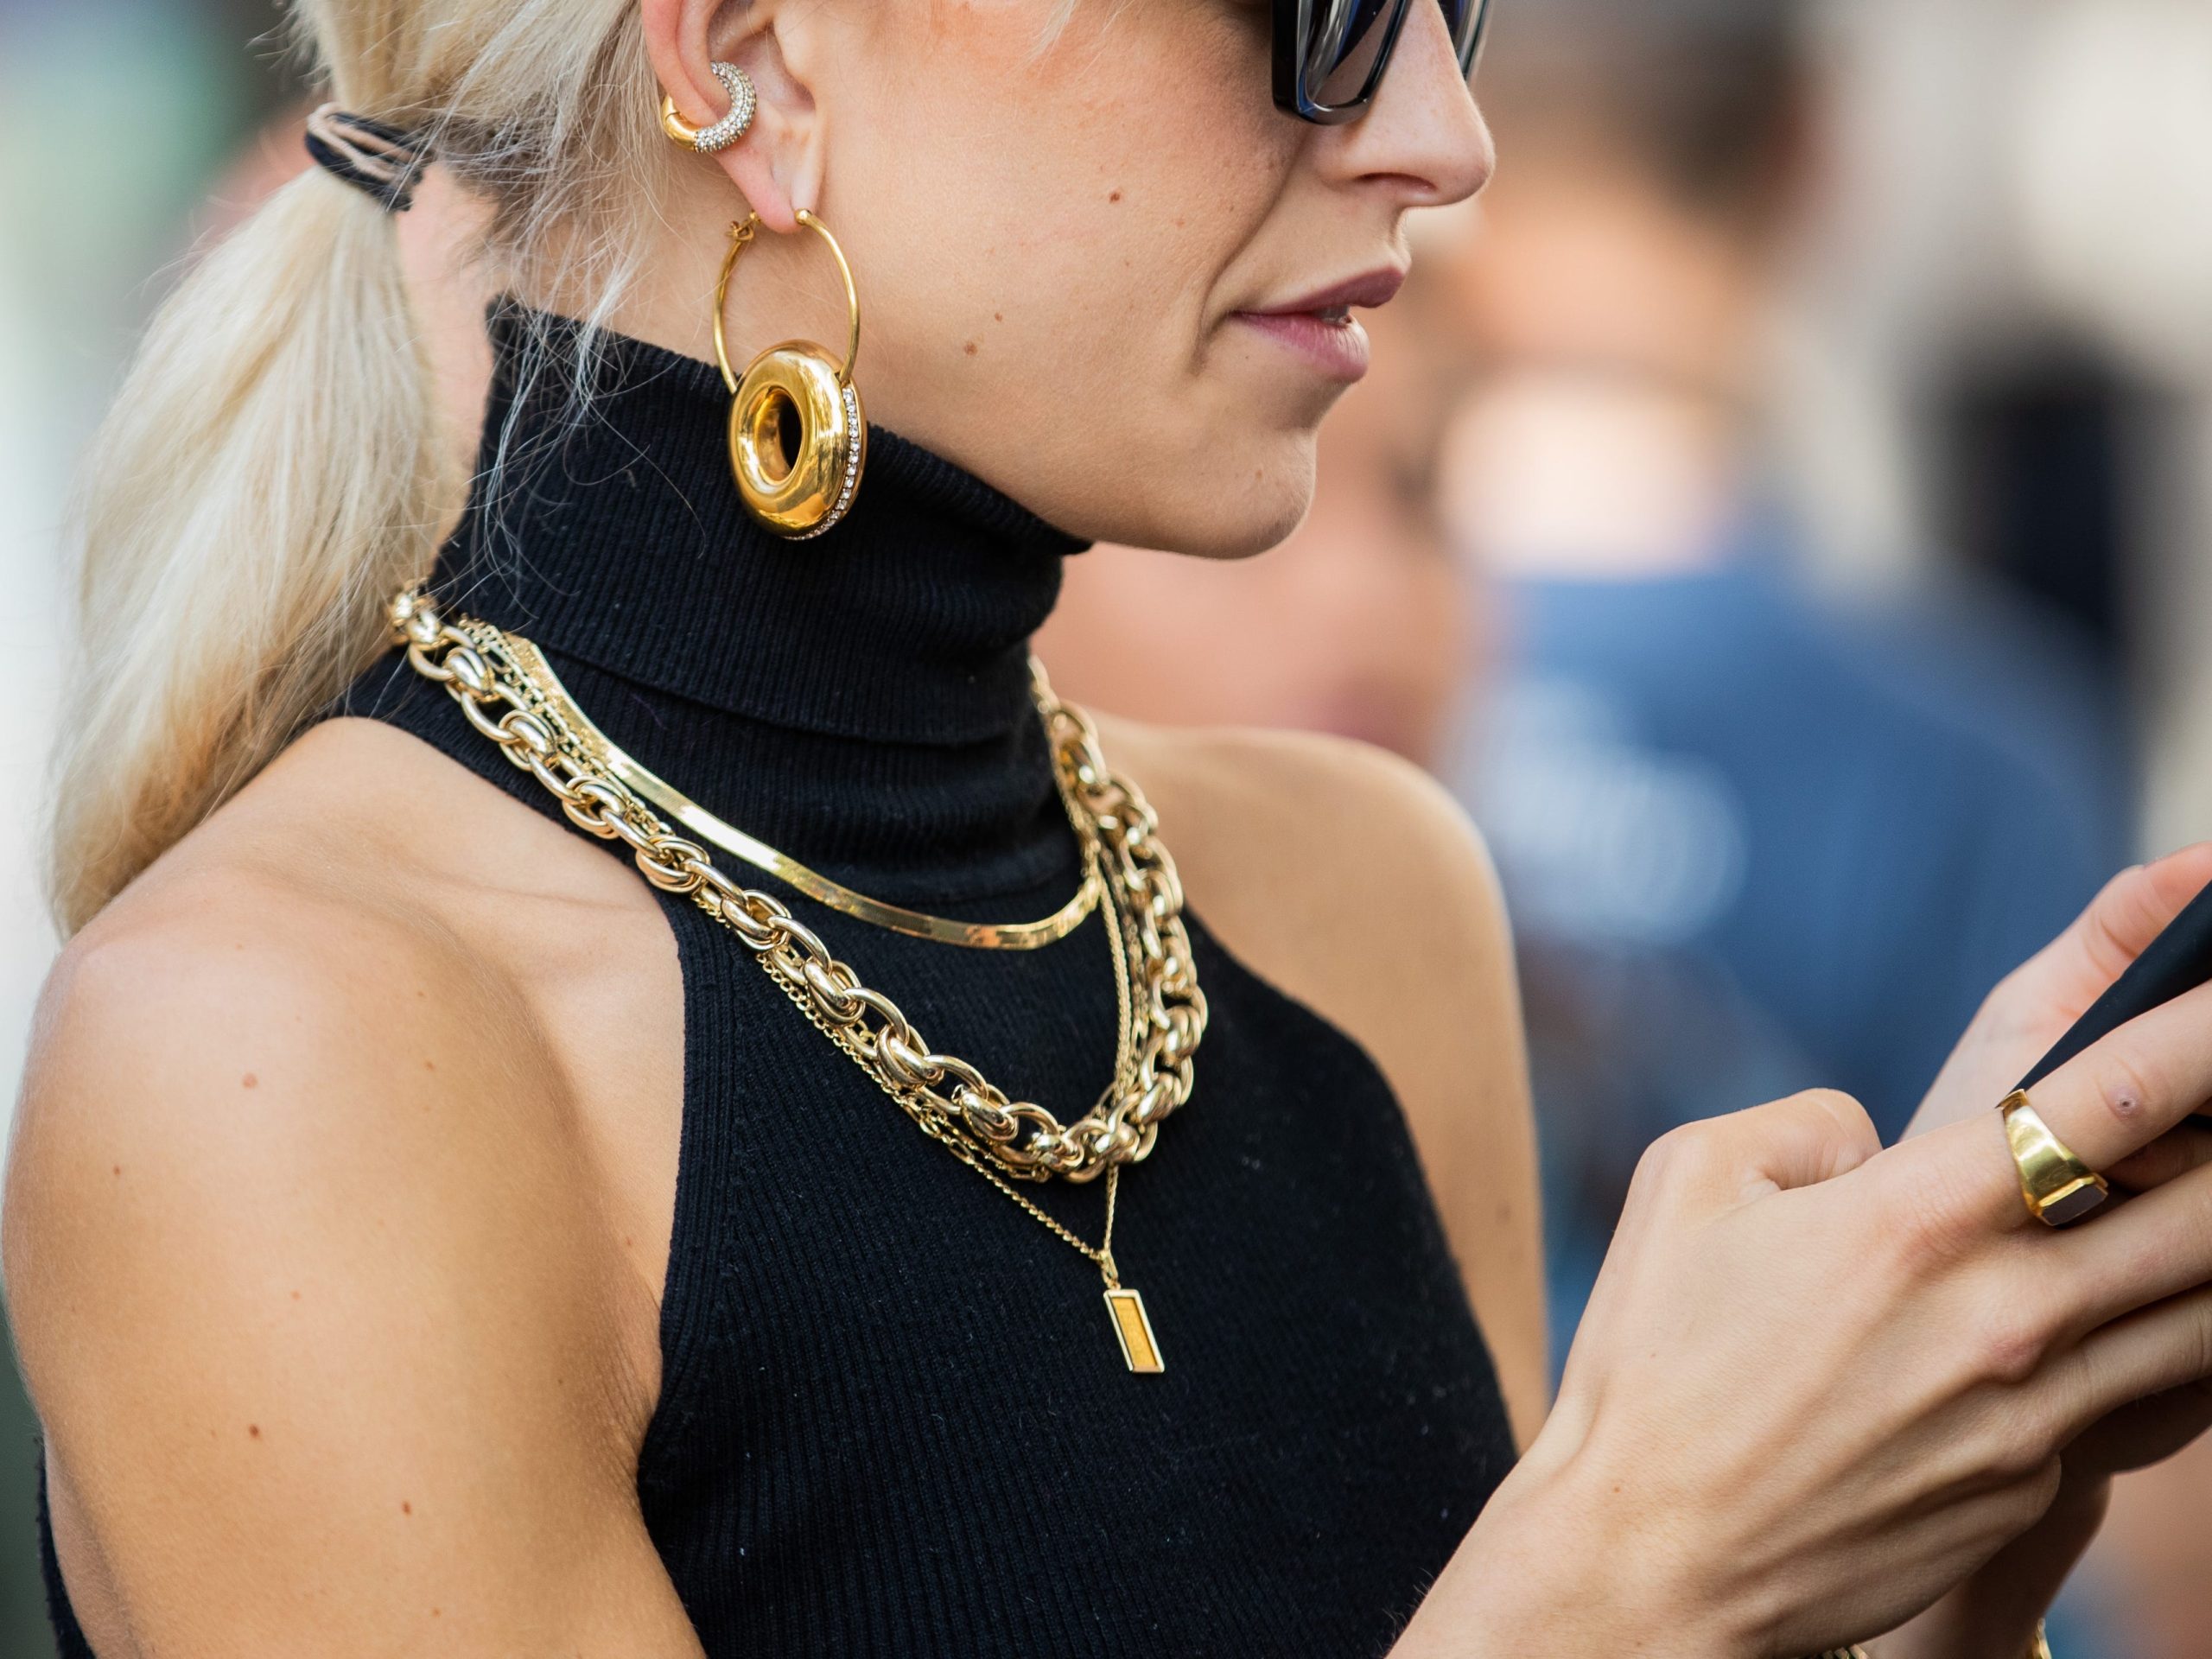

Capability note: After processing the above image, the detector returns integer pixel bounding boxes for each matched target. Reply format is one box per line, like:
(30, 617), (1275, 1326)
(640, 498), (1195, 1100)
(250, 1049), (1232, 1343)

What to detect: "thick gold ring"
(1998, 1090), (2110, 1227)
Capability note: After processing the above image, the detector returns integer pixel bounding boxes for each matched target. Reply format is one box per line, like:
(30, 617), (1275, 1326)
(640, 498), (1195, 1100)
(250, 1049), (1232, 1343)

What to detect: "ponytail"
(48, 0), (664, 935)
(48, 167), (443, 934)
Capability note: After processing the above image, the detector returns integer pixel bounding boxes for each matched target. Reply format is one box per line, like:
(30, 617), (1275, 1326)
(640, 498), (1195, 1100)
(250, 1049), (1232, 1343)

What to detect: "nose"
(1321, 1), (1495, 207)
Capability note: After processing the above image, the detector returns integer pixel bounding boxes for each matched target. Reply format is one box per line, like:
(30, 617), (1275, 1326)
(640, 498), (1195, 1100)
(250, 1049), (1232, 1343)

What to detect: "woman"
(9, 2), (2212, 1654)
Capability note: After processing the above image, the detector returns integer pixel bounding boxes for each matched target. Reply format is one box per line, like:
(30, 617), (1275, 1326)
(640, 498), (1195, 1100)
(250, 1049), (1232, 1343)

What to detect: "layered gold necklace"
(390, 588), (1207, 1371)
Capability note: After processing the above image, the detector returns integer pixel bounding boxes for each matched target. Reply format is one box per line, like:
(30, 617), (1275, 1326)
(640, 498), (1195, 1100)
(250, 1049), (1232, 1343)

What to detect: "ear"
(640, 0), (826, 233)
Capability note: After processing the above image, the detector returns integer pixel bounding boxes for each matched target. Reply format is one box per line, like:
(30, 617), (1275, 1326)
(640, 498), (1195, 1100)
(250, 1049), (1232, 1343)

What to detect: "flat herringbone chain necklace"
(498, 627), (1101, 950)
(389, 588), (1207, 1370)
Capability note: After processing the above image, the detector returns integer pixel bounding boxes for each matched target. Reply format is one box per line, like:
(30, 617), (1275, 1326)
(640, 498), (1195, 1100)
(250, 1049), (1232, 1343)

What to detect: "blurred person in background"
(1436, 0), (2132, 1351)
(1438, 8), (2152, 1645)
(1037, 264), (1475, 768)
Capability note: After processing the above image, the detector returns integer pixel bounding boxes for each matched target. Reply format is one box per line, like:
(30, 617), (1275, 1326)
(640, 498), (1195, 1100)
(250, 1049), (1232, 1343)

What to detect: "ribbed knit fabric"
(39, 309), (1516, 1658)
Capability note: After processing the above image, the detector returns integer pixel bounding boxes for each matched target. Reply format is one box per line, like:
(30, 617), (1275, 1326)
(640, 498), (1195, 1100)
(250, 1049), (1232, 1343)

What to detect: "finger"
(1919, 976), (2212, 1231)
(2105, 1124), (2212, 1196)
(2045, 1281), (2212, 1444)
(2030, 976), (2212, 1169)
(2052, 1158), (2212, 1330)
(1656, 1090), (1882, 1207)
(2005, 847), (2212, 1019)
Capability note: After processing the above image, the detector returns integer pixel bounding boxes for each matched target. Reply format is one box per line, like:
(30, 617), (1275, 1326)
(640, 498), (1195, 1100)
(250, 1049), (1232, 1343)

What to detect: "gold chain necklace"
(390, 588), (1206, 1370)
(499, 633), (1101, 950)
(766, 837), (1159, 1369)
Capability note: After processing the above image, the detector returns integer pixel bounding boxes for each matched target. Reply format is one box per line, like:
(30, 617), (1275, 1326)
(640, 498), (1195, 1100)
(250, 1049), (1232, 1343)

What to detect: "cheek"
(834, 4), (1291, 389)
(824, 1), (1317, 548)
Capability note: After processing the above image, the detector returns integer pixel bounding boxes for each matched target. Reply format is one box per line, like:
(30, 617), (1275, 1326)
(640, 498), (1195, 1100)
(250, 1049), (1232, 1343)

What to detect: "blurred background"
(3, 0), (2211, 1652)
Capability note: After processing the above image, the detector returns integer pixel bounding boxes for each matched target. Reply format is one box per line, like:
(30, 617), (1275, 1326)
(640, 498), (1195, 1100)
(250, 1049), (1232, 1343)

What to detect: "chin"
(1091, 435), (1318, 561)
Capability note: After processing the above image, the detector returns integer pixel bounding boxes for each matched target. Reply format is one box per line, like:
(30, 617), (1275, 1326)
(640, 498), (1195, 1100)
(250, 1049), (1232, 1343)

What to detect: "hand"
(1911, 845), (2212, 1146)
(1393, 879), (2212, 1657)
(1882, 848), (2212, 1658)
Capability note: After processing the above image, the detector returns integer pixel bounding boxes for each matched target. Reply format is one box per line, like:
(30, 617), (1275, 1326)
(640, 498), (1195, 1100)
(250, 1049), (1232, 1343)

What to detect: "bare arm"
(4, 891), (703, 1658)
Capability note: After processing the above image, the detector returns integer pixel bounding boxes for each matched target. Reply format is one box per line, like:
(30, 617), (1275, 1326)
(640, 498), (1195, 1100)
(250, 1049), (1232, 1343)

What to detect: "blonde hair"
(48, 0), (667, 935)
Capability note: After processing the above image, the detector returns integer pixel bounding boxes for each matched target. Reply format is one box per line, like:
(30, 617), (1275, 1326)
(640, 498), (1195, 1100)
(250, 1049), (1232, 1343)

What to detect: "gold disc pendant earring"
(711, 211), (868, 539)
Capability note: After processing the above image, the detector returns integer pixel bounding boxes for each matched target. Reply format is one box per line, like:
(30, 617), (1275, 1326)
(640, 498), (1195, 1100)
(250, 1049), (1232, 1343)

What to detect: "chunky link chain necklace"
(390, 588), (1208, 1370)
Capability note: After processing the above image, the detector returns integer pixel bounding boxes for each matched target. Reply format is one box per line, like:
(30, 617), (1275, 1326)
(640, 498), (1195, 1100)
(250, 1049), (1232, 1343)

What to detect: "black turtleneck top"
(41, 310), (1516, 1658)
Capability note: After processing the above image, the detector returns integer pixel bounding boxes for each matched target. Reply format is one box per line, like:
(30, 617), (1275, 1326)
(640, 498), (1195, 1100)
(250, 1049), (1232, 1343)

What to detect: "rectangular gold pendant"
(1104, 1287), (1165, 1373)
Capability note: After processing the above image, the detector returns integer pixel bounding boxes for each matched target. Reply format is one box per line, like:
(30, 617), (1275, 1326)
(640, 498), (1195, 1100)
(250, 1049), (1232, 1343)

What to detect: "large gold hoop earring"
(713, 210), (868, 541)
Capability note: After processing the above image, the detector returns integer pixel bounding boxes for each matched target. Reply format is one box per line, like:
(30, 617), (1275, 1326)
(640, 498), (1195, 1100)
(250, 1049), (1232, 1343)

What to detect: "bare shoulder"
(3, 716), (693, 1654)
(1096, 715), (1548, 1442)
(7, 731), (553, 1295)
(1093, 716), (1518, 1065)
(1099, 716), (1510, 945)
(8, 715), (658, 1265)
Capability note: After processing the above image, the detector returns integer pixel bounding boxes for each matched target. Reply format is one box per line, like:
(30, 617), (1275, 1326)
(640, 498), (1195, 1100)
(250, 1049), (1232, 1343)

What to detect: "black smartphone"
(2016, 878), (2212, 1109)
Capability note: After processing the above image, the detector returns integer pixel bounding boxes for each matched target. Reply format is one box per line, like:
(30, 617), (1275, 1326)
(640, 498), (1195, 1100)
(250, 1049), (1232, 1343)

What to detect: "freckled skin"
(639, 0), (1494, 557)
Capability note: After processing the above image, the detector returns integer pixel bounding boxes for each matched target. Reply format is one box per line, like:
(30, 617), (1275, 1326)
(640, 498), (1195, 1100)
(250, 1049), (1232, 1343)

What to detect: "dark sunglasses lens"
(1306, 0), (1400, 108)
(1442, 0), (1491, 74)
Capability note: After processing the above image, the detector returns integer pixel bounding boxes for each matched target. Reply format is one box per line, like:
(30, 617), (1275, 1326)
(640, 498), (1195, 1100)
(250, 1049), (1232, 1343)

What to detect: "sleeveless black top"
(41, 311), (1516, 1657)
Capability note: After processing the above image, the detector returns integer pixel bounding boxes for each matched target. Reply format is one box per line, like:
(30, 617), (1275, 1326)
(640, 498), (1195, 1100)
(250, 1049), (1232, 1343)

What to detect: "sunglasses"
(1274, 0), (1492, 124)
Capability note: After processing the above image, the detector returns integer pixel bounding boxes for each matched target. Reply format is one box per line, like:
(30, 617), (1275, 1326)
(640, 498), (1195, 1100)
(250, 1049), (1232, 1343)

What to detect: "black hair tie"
(304, 104), (434, 214)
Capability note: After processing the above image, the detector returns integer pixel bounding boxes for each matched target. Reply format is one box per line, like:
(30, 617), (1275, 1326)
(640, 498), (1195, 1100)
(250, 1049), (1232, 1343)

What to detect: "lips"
(1230, 266), (1406, 383)
(1249, 266), (1409, 318)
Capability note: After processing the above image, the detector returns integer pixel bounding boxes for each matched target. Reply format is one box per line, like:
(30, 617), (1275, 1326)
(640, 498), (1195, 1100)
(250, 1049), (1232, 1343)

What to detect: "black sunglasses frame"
(1272, 0), (1491, 125)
